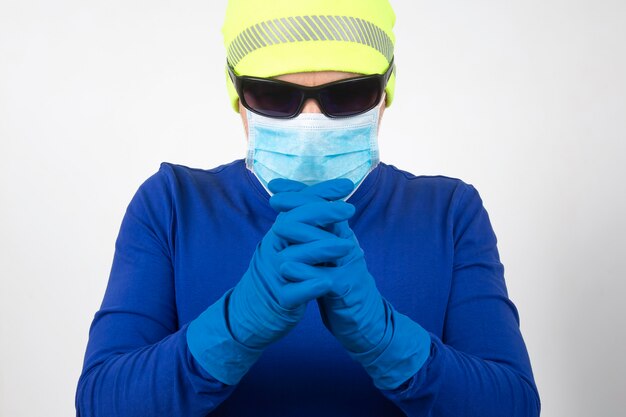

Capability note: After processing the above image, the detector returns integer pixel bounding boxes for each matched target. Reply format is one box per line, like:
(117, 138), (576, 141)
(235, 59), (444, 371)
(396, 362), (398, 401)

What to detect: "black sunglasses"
(227, 56), (395, 119)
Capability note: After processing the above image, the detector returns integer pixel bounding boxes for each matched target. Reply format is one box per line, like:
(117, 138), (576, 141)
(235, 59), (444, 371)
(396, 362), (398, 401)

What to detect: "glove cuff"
(347, 298), (432, 390)
(186, 288), (265, 386)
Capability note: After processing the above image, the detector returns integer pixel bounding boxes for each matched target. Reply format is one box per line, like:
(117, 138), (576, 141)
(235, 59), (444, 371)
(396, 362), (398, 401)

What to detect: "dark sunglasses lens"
(321, 77), (381, 117)
(242, 80), (301, 118)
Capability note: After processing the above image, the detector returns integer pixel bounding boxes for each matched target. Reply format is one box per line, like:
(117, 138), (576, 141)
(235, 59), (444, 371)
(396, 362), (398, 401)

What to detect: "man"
(76, 1), (541, 416)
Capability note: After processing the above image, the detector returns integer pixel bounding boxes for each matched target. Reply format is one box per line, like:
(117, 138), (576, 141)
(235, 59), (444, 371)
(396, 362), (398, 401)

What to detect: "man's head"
(223, 0), (396, 196)
(221, 0), (397, 115)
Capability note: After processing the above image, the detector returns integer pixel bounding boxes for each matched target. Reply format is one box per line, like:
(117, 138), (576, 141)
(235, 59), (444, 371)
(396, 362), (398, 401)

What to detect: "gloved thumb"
(270, 178), (355, 212)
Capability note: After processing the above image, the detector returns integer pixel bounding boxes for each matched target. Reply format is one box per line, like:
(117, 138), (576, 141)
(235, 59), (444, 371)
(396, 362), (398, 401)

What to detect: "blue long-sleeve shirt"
(75, 158), (540, 416)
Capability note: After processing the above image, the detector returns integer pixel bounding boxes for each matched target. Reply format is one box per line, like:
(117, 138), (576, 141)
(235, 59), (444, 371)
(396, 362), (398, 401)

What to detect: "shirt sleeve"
(379, 181), (541, 416)
(75, 163), (236, 417)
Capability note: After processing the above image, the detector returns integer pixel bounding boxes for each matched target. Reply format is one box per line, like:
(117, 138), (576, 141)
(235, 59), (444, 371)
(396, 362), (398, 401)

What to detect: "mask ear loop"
(339, 94), (384, 203)
(244, 108), (257, 174)
(244, 108), (278, 198)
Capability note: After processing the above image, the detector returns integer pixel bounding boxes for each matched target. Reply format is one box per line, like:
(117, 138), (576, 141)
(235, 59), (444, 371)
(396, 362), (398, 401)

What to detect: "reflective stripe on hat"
(227, 15), (394, 67)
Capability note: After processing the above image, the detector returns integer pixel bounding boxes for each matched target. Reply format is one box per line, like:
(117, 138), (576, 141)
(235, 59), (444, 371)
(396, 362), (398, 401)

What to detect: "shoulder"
(136, 159), (244, 195)
(128, 159), (245, 211)
(379, 161), (480, 205)
(379, 163), (495, 249)
(156, 159), (242, 184)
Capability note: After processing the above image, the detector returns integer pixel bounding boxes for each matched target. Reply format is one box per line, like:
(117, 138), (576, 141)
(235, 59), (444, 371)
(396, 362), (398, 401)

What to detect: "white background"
(1, 1), (625, 416)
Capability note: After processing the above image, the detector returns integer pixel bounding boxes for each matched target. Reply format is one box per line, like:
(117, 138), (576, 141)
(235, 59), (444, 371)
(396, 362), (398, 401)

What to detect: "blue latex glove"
(228, 180), (358, 349)
(277, 179), (433, 391)
(186, 178), (356, 385)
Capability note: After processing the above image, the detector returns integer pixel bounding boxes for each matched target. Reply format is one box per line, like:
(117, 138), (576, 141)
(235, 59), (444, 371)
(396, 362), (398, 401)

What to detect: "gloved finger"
(277, 278), (334, 309)
(301, 178), (355, 201)
(280, 261), (335, 283)
(269, 178), (355, 212)
(273, 219), (339, 244)
(263, 220), (289, 252)
(268, 178), (308, 194)
(269, 192), (326, 213)
(280, 200), (355, 228)
(327, 219), (353, 239)
(279, 237), (354, 265)
(281, 262), (350, 298)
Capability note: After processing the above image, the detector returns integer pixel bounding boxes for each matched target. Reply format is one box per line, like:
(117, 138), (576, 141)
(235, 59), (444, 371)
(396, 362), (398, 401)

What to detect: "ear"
(379, 93), (386, 119)
(239, 101), (249, 141)
(376, 93), (386, 136)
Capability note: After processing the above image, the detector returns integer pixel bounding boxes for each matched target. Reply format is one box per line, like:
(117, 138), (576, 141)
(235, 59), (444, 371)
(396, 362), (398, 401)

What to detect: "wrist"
(347, 298), (431, 390)
(186, 288), (265, 386)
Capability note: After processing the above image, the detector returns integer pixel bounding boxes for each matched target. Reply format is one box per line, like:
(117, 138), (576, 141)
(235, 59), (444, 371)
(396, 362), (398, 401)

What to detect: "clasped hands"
(228, 178), (387, 354)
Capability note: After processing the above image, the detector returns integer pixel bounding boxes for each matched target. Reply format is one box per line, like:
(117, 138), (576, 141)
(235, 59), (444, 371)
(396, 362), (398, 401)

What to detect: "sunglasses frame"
(227, 56), (395, 119)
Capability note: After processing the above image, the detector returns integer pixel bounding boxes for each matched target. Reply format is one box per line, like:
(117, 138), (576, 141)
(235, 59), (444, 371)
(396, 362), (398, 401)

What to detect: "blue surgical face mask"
(245, 100), (381, 201)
